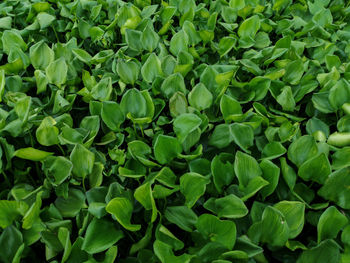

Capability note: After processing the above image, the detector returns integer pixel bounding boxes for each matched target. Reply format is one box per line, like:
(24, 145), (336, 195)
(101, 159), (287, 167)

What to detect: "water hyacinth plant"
(0, 0), (350, 262)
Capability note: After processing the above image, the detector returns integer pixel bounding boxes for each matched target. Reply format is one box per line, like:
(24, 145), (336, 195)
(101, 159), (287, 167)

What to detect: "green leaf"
(0, 225), (23, 263)
(134, 182), (158, 222)
(55, 188), (86, 217)
(161, 73), (187, 98)
(155, 167), (177, 188)
(234, 151), (262, 188)
(43, 156), (73, 185)
(91, 50), (113, 64)
(101, 101), (125, 131)
(154, 240), (192, 263)
(238, 15), (260, 43)
(329, 79), (350, 110)
(180, 172), (209, 208)
(306, 117), (330, 139)
(204, 194), (248, 219)
(196, 214), (237, 249)
(155, 224), (184, 251)
(325, 55), (341, 70)
(106, 197), (141, 231)
(34, 70), (48, 94)
(36, 12), (55, 29)
(337, 115), (350, 132)
(260, 159), (280, 199)
(36, 116), (59, 146)
(341, 225), (350, 247)
(241, 176), (269, 201)
(327, 132), (350, 147)
(298, 153), (331, 184)
(220, 94), (243, 122)
(58, 227), (71, 263)
(318, 167), (350, 209)
(312, 92), (335, 113)
(230, 123), (254, 153)
(287, 135), (318, 167)
(22, 191), (43, 230)
(91, 77), (113, 101)
(169, 92), (188, 118)
(332, 147), (350, 170)
(259, 206), (289, 247)
(276, 86), (296, 111)
(141, 53), (163, 83)
(72, 48), (92, 65)
(274, 201), (305, 239)
(116, 59), (140, 85)
(317, 206), (348, 243)
(0, 69), (4, 102)
(262, 141), (287, 160)
(141, 21), (159, 52)
(130, 224), (153, 255)
(2, 30), (27, 53)
(211, 154), (235, 193)
(29, 41), (54, 70)
(164, 206), (197, 232)
(121, 88), (147, 119)
(188, 83), (213, 111)
(125, 29), (143, 52)
(70, 144), (95, 178)
(280, 157), (297, 190)
(154, 135), (182, 164)
(170, 30), (188, 56)
(229, 0), (245, 9)
(14, 147), (53, 161)
(0, 17), (12, 29)
(273, 0), (292, 13)
(283, 59), (305, 85)
(209, 124), (232, 149)
(182, 21), (200, 45)
(173, 113), (202, 143)
(0, 200), (28, 229)
(46, 57), (68, 86)
(297, 239), (340, 263)
(82, 218), (124, 254)
(218, 37), (236, 57)
(15, 96), (31, 122)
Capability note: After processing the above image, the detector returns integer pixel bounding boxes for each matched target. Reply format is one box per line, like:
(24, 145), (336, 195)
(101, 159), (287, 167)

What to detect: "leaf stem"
(2, 171), (11, 187)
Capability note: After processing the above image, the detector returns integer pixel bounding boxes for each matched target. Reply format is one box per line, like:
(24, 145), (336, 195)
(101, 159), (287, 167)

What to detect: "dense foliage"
(1, 0), (350, 262)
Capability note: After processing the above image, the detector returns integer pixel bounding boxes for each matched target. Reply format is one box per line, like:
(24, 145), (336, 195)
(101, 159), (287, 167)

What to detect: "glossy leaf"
(70, 144), (95, 178)
(101, 101), (125, 131)
(82, 218), (124, 254)
(141, 53), (162, 83)
(164, 206), (197, 232)
(154, 135), (182, 164)
(196, 214), (237, 249)
(318, 167), (350, 209)
(234, 151), (262, 188)
(46, 57), (68, 86)
(0, 200), (28, 229)
(36, 116), (59, 146)
(173, 113), (202, 143)
(14, 147), (53, 161)
(317, 206), (348, 243)
(204, 194), (248, 219)
(180, 172), (209, 208)
(106, 197), (141, 232)
(188, 83), (212, 111)
(29, 41), (54, 70)
(287, 135), (318, 167)
(274, 201), (305, 239)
